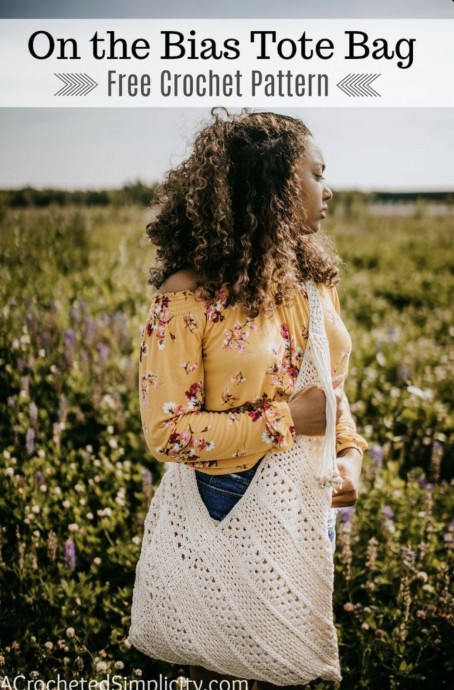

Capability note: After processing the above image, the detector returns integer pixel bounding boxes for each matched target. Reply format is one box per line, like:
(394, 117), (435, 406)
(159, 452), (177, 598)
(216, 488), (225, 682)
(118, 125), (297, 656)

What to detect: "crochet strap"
(293, 281), (342, 490)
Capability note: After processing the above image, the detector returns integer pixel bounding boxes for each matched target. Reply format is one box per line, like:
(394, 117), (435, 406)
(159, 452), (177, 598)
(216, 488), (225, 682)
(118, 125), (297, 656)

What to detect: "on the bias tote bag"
(128, 280), (343, 686)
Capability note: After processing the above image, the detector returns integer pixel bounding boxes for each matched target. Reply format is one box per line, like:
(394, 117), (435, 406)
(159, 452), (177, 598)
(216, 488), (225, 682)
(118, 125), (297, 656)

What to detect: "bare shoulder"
(157, 269), (199, 295)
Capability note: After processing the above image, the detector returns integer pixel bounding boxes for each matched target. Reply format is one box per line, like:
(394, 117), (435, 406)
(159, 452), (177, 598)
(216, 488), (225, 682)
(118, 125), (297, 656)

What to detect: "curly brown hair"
(146, 107), (341, 316)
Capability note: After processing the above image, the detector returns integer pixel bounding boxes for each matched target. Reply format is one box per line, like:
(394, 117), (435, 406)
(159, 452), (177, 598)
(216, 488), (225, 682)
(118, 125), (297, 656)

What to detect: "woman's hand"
(331, 447), (363, 508)
(287, 385), (345, 436)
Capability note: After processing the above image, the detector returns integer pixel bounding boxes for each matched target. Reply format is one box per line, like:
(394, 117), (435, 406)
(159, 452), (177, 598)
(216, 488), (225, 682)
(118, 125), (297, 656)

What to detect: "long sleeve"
(329, 287), (369, 457)
(139, 294), (295, 470)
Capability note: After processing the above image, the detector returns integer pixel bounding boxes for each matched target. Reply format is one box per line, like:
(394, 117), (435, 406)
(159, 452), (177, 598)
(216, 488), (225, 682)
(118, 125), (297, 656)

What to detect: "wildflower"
(62, 500), (71, 509)
(66, 627), (75, 638)
(375, 629), (385, 639)
(64, 539), (76, 571)
(44, 641), (53, 651)
(5, 467), (14, 477)
(31, 505), (40, 514)
(370, 444), (384, 469)
(142, 468), (153, 491)
(33, 470), (45, 490)
(63, 329), (75, 366)
(58, 395), (68, 424)
(47, 531), (58, 562)
(26, 428), (35, 455)
(401, 546), (416, 565)
(96, 660), (108, 673)
(98, 343), (110, 361)
(93, 557), (102, 566)
(343, 602), (355, 613)
(416, 571), (428, 583)
(114, 661), (125, 670)
(132, 536), (141, 546)
(381, 505), (394, 520)
(430, 441), (443, 482)
(339, 506), (355, 524)
(68, 523), (79, 533)
(29, 402), (38, 424)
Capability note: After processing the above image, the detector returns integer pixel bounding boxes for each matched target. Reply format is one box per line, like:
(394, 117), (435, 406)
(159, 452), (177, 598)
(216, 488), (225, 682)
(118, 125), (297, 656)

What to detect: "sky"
(0, 0), (452, 192)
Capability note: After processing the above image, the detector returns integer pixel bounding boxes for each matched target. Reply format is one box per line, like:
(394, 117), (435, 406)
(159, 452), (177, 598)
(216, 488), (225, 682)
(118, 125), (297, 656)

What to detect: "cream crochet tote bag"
(128, 280), (343, 685)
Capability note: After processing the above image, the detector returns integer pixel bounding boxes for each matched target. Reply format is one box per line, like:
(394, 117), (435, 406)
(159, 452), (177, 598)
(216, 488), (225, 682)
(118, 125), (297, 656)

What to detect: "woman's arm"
(139, 293), (295, 468)
(328, 286), (368, 506)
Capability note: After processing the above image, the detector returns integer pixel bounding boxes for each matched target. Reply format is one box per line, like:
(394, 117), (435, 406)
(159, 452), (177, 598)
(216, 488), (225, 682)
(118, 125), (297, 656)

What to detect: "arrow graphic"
(54, 73), (98, 97)
(336, 74), (381, 97)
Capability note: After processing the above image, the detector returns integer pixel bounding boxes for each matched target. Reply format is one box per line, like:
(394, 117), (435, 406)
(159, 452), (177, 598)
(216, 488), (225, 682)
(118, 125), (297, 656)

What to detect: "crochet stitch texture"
(128, 280), (343, 685)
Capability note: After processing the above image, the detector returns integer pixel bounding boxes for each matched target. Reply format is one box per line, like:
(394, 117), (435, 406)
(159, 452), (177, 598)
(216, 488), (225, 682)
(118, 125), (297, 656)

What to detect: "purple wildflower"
(400, 546), (416, 563)
(339, 506), (356, 524)
(29, 402), (38, 424)
(142, 469), (153, 492)
(381, 505), (395, 520)
(63, 329), (76, 366)
(25, 428), (35, 455)
(97, 344), (109, 361)
(83, 316), (95, 346)
(7, 396), (16, 407)
(64, 539), (76, 572)
(370, 445), (384, 470)
(416, 474), (428, 489)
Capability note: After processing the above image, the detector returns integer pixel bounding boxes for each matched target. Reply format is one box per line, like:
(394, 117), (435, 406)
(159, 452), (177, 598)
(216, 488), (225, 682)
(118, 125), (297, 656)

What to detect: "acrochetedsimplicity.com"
(0, 674), (249, 690)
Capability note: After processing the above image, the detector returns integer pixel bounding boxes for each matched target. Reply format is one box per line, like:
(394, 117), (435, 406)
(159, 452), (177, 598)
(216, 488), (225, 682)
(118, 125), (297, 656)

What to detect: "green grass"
(0, 204), (452, 686)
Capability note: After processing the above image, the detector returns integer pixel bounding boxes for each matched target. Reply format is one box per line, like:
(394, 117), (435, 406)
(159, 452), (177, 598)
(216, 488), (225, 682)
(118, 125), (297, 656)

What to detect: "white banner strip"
(0, 19), (453, 107)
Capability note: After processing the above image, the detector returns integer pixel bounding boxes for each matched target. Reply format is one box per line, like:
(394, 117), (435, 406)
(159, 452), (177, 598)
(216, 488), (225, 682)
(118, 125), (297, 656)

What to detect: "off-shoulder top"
(138, 283), (368, 475)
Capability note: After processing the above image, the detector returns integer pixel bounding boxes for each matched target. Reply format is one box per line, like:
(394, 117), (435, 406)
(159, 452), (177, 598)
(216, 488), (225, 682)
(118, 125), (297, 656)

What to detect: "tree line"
(0, 182), (452, 209)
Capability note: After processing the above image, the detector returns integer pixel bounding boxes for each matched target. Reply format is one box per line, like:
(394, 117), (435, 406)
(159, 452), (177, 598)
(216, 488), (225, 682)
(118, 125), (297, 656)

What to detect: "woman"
(131, 108), (368, 689)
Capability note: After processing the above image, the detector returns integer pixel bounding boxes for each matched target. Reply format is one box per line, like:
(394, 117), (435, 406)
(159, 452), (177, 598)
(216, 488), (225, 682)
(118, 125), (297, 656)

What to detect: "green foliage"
(0, 204), (452, 684)
(0, 181), (157, 209)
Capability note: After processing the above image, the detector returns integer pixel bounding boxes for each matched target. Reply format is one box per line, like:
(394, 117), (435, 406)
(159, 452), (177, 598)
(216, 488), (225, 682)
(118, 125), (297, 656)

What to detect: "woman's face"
(296, 137), (333, 233)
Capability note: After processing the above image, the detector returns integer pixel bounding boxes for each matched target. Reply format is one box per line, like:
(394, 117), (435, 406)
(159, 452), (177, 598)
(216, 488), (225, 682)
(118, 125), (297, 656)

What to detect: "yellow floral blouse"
(139, 283), (368, 475)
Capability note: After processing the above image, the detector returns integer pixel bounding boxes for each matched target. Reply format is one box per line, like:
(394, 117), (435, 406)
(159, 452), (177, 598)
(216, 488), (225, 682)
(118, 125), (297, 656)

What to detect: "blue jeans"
(195, 461), (338, 553)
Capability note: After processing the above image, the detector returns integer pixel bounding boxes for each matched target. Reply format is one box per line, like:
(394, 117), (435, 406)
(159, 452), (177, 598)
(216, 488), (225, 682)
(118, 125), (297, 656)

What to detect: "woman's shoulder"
(156, 269), (200, 295)
(145, 270), (209, 323)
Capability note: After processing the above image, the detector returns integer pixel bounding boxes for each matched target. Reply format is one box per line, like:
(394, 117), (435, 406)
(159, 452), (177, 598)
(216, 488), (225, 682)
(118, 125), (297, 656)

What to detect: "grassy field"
(0, 203), (452, 687)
